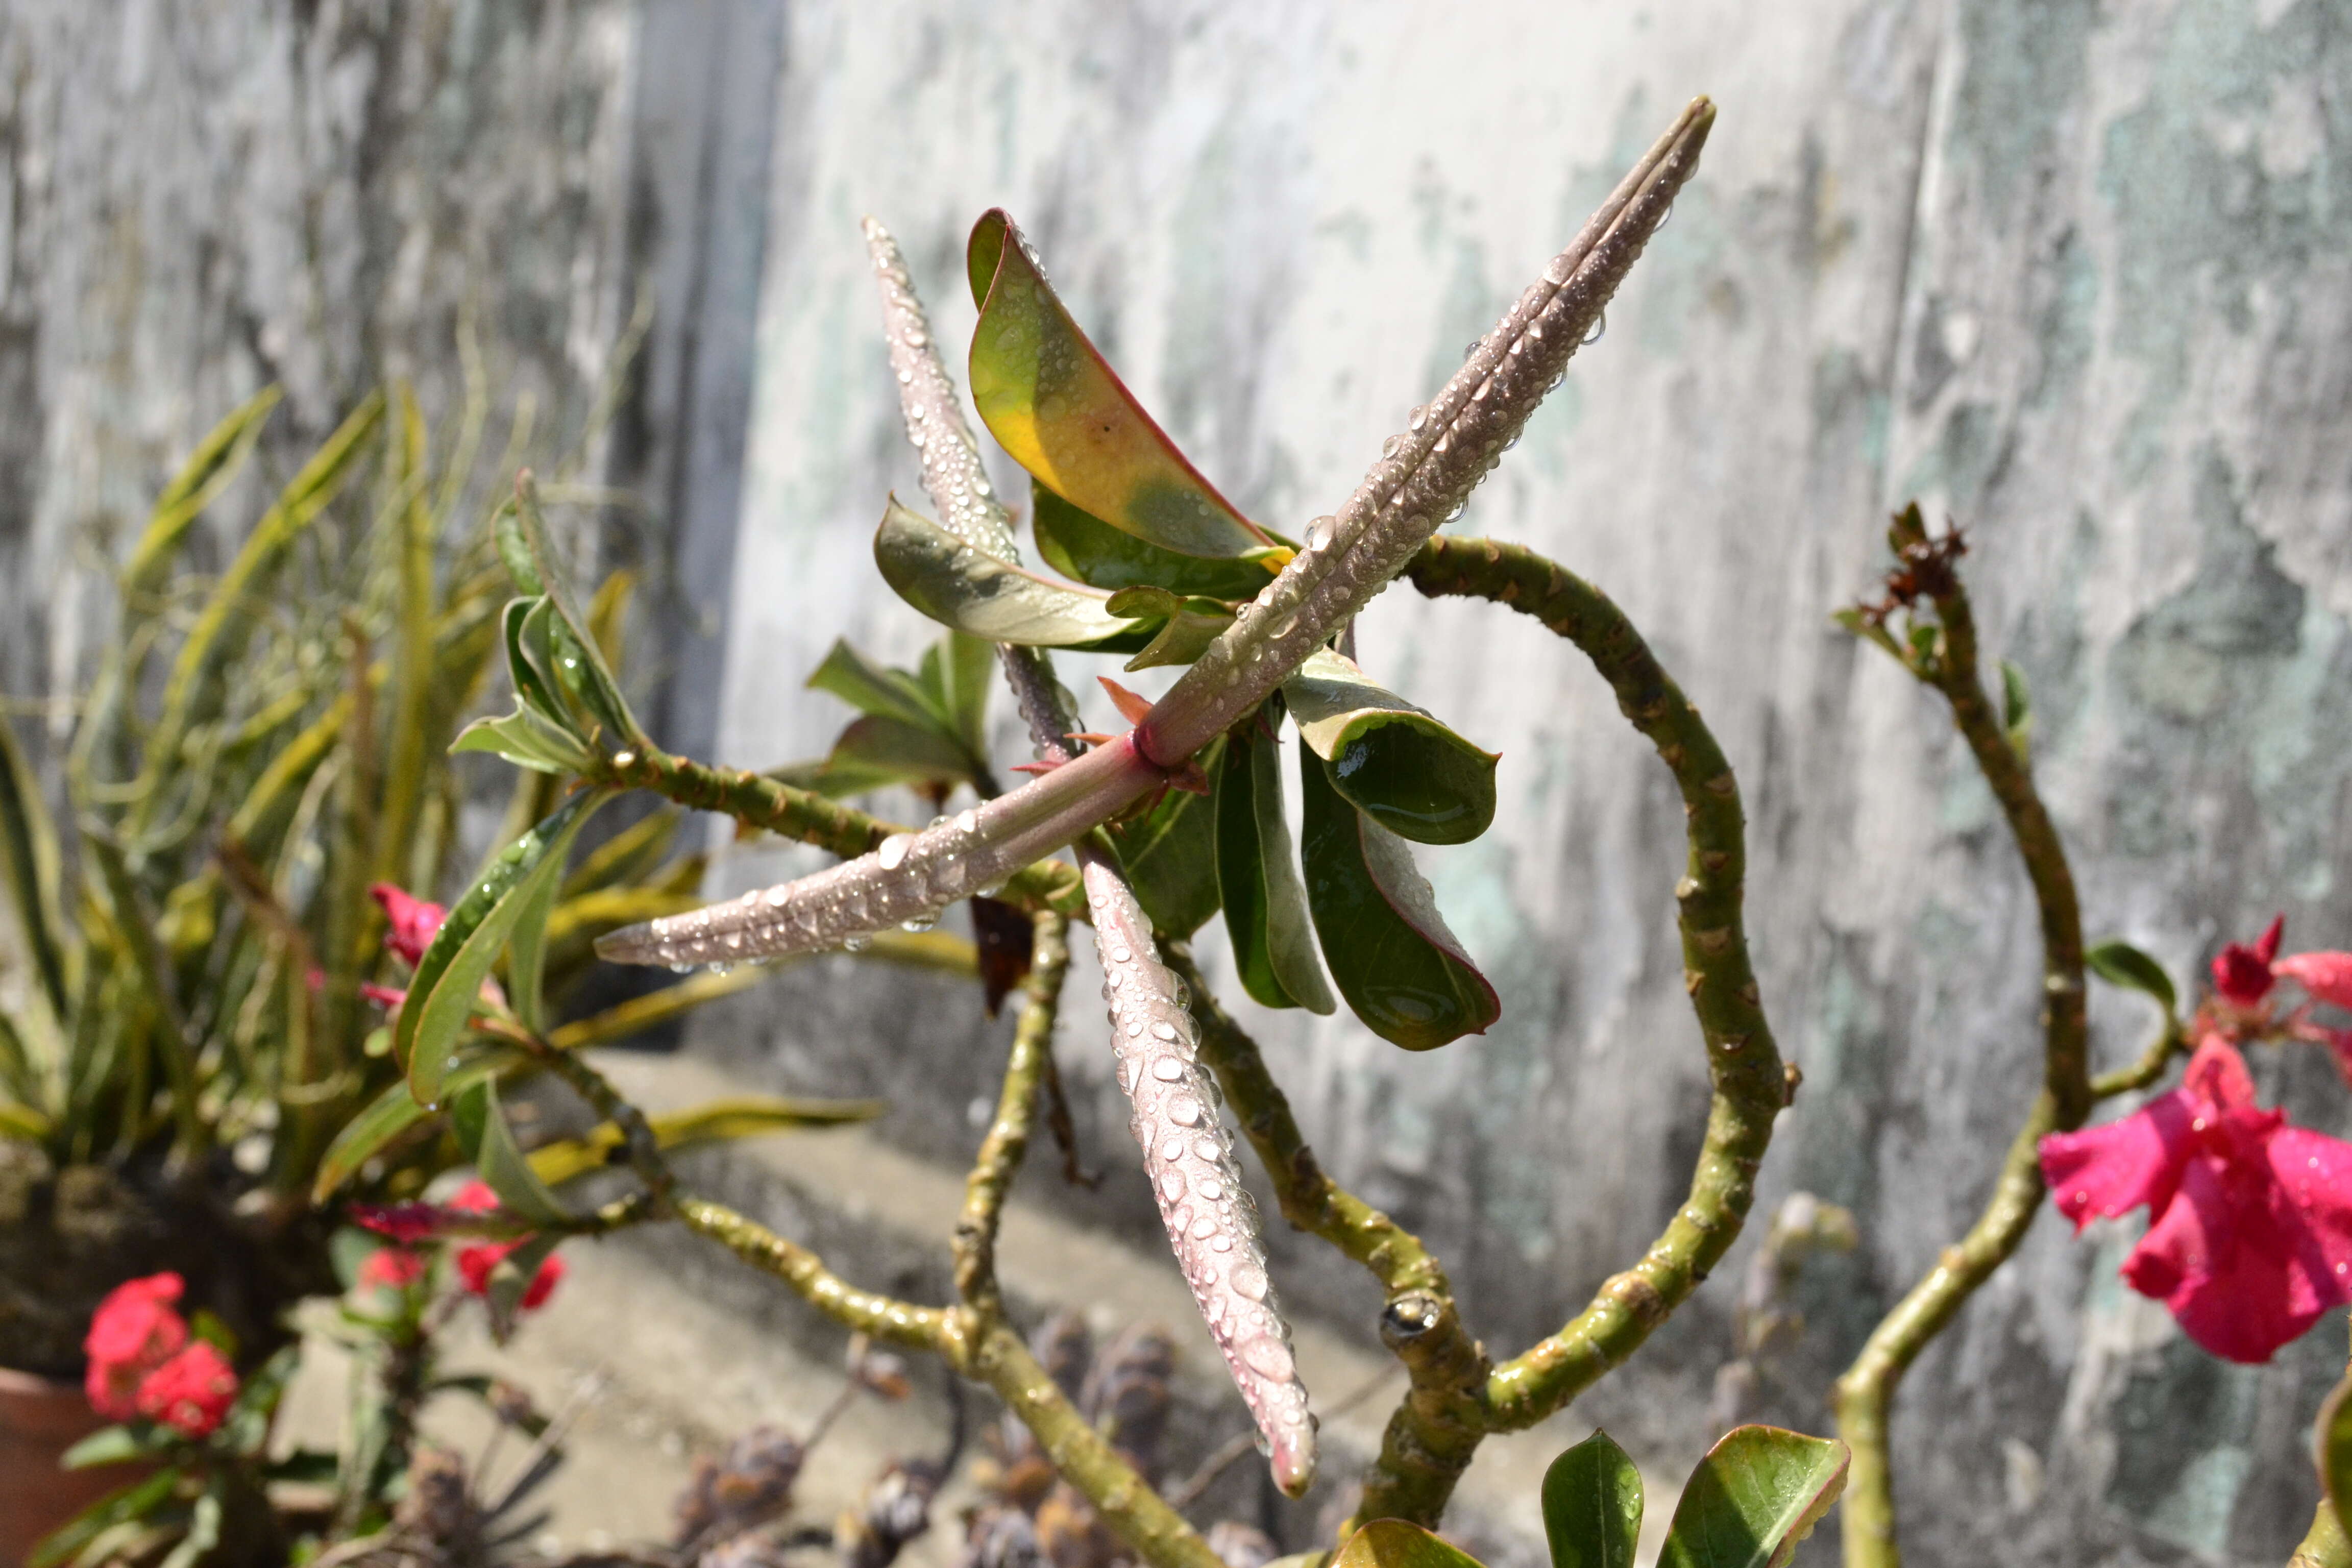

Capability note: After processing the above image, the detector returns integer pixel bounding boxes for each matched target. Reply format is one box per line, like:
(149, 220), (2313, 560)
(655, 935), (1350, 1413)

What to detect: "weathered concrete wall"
(705, 3), (2352, 1565)
(0, 0), (642, 716)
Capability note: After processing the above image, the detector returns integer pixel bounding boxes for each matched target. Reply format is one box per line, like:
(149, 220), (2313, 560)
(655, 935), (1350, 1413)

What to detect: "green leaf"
(453, 1080), (571, 1228)
(922, 631), (997, 758)
(1285, 649), (1498, 845)
(452, 710), (598, 775)
(875, 496), (1151, 649)
(1107, 739), (1224, 939)
(967, 211), (1271, 561)
(121, 384), (283, 598)
(157, 1490), (222, 1568)
(1299, 748), (1499, 1050)
(527, 1094), (887, 1187)
(1332, 1519), (1490, 1568)
(313, 1075), (443, 1200)
(398, 791), (604, 1107)
(1110, 588), (1237, 672)
(1542, 1430), (1645, 1568)
(2085, 940), (2178, 1018)
(1215, 719), (1335, 1014)
(561, 808), (682, 899)
(60, 1426), (154, 1471)
(29, 1468), (181, 1568)
(2000, 659), (2033, 762)
(2321, 1367), (2352, 1540)
(508, 477), (646, 752)
(1657, 1426), (1849, 1568)
(0, 710), (72, 1025)
(822, 716), (986, 794)
(807, 637), (944, 730)
(1032, 482), (1276, 598)
(484, 1231), (565, 1341)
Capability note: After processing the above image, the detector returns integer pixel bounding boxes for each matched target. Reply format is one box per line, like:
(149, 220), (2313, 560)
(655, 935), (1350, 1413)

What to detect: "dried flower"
(2040, 1034), (2352, 1361)
(83, 1273), (188, 1420)
(134, 1340), (238, 1437)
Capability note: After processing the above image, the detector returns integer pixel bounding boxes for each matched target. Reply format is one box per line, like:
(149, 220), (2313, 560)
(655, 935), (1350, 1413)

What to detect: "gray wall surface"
(4, 2), (2350, 1565)
(702, 4), (2352, 1566)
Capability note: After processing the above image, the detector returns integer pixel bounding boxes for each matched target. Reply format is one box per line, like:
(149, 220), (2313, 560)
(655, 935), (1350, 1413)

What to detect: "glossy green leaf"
(1299, 749), (1499, 1050)
(1332, 1519), (1490, 1568)
(312, 1049), (530, 1202)
(453, 1080), (571, 1228)
(1108, 586), (1237, 672)
(527, 1094), (887, 1187)
(1542, 1430), (1645, 1568)
(1032, 482), (1276, 598)
(2321, 1367), (2352, 1539)
(398, 791), (604, 1107)
(451, 710), (597, 775)
(967, 210), (1269, 560)
(813, 715), (984, 796)
(2086, 940), (2177, 1017)
(507, 477), (646, 751)
(1215, 720), (1335, 1014)
(875, 496), (1151, 649)
(1657, 1426), (1849, 1568)
(1285, 649), (1499, 845)
(920, 631), (997, 758)
(1108, 737), (1224, 939)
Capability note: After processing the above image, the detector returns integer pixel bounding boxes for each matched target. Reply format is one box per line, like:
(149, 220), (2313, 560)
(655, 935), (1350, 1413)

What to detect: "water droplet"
(1159, 1169), (1186, 1200)
(1240, 1336), (1295, 1380)
(1190, 1214), (1218, 1240)
(1543, 255), (1573, 285)
(1166, 1094), (1203, 1127)
(1152, 1056), (1185, 1082)
(610, 749), (636, 767)
(954, 808), (980, 835)
(1193, 1136), (1221, 1161)
(1231, 1263), (1270, 1301)
(1381, 434), (1402, 458)
(1303, 516), (1336, 553)
(843, 934), (871, 952)
(1408, 404), (1428, 431)
(1159, 1134), (1188, 1162)
(1151, 1020), (1180, 1042)
(1583, 312), (1607, 346)
(902, 909), (940, 932)
(1656, 202), (1674, 231)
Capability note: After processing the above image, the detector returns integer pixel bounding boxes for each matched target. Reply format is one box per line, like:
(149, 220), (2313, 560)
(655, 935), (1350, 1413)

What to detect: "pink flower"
(372, 884), (447, 966)
(447, 1179), (500, 1214)
(352, 1203), (455, 1242)
(2277, 950), (2352, 1013)
(83, 1274), (188, 1420)
(134, 1341), (238, 1438)
(360, 982), (408, 1009)
(356, 1248), (428, 1292)
(454, 1241), (566, 1311)
(2211, 914), (2286, 1006)
(2040, 1035), (2352, 1362)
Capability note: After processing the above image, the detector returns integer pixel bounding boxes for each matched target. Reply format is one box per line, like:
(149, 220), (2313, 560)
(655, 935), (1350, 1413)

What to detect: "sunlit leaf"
(1542, 1430), (1644, 1568)
(399, 792), (605, 1107)
(1215, 719), (1335, 1014)
(1108, 737), (1223, 939)
(2085, 940), (2178, 1018)
(1657, 1426), (1848, 1568)
(1109, 587), (1236, 672)
(1032, 482), (1275, 598)
(1285, 649), (1498, 845)
(807, 637), (942, 730)
(122, 385), (283, 598)
(451, 710), (597, 776)
(968, 210), (1270, 560)
(1299, 749), (1498, 1050)
(1332, 1519), (1489, 1568)
(527, 1094), (887, 1187)
(560, 807), (681, 900)
(875, 497), (1151, 650)
(920, 632), (998, 759)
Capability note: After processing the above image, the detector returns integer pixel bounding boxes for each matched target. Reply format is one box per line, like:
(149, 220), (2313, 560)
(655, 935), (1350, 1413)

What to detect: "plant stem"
(1827, 558), (2090, 1568)
(953, 909), (1070, 1311)
(1406, 536), (1787, 1518)
(595, 745), (1085, 918)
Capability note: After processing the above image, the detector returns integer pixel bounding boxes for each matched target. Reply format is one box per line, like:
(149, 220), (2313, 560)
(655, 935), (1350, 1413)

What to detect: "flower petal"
(2277, 951), (2352, 1013)
(2212, 916), (2285, 1004)
(2121, 1153), (2320, 1363)
(2039, 1089), (2196, 1230)
(2181, 1034), (2257, 1112)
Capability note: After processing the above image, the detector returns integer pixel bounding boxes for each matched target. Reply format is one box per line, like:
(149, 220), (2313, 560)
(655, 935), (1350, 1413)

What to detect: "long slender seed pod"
(1082, 854), (1316, 1496)
(596, 98), (1711, 970)
(867, 218), (1316, 1493)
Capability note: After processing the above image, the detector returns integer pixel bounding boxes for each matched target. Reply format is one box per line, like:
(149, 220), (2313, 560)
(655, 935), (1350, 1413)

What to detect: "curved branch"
(1381, 536), (1786, 1521)
(954, 909), (1071, 1311)
(1829, 553), (2090, 1568)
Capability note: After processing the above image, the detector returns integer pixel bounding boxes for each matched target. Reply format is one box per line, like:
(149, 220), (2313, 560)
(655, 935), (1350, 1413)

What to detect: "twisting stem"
(521, 1033), (675, 1216)
(674, 1196), (951, 1353)
(1406, 537), (1787, 1520)
(1828, 551), (2090, 1568)
(1170, 941), (1487, 1526)
(954, 910), (1071, 1311)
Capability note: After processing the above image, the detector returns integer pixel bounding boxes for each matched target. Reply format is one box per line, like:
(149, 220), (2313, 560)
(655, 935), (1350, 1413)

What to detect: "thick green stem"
(595, 745), (1085, 918)
(1384, 538), (1786, 1523)
(1829, 567), (2090, 1568)
(954, 910), (1070, 1311)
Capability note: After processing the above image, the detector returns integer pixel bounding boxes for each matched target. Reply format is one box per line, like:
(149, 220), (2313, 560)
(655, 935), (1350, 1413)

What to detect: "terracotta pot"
(0, 1367), (136, 1566)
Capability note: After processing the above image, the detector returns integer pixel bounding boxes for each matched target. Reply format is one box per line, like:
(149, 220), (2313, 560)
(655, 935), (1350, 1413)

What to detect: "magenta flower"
(2040, 1035), (2352, 1362)
(2210, 914), (2286, 1005)
(371, 883), (448, 966)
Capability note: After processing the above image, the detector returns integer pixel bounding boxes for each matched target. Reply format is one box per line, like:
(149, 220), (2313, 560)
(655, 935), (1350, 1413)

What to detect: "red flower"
(2212, 914), (2286, 1005)
(353, 1203), (454, 1243)
(134, 1341), (238, 1438)
(2040, 1035), (2352, 1362)
(356, 1248), (429, 1291)
(360, 982), (408, 1009)
(454, 1241), (566, 1310)
(371, 883), (447, 966)
(447, 1179), (500, 1214)
(83, 1274), (188, 1420)
(2277, 950), (2352, 1013)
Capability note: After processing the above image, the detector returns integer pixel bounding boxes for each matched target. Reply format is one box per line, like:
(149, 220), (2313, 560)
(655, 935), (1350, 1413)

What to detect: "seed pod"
(1082, 854), (1315, 1496)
